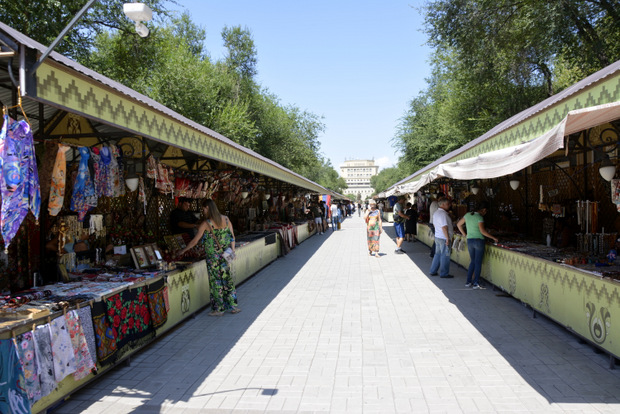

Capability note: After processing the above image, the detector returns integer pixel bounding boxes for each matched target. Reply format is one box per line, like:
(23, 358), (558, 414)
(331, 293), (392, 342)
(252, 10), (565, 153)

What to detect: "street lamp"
(31, 1), (153, 74)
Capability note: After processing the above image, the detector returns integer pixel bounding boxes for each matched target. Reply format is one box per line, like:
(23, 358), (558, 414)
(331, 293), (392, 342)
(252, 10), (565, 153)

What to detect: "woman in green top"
(456, 202), (498, 289)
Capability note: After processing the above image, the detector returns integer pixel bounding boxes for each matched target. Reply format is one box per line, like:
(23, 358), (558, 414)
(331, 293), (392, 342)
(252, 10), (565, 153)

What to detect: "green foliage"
(370, 167), (407, 195)
(222, 25), (258, 80)
(315, 158), (347, 193)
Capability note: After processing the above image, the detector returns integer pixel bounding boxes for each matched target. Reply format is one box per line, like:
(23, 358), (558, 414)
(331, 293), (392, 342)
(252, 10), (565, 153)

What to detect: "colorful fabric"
(91, 300), (118, 366)
(70, 147), (97, 221)
(0, 339), (31, 414)
(49, 315), (77, 382)
(39, 141), (57, 203)
(147, 278), (168, 330)
(108, 145), (125, 198)
(203, 222), (238, 312)
(0, 114), (41, 249)
(33, 324), (56, 397)
(48, 144), (69, 216)
(163, 286), (170, 313)
(104, 286), (154, 354)
(15, 331), (41, 404)
(76, 305), (97, 368)
(65, 310), (96, 380)
(366, 210), (381, 253)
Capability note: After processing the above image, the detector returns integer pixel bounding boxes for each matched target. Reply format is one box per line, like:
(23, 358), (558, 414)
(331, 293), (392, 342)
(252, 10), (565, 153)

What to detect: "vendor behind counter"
(170, 197), (199, 238)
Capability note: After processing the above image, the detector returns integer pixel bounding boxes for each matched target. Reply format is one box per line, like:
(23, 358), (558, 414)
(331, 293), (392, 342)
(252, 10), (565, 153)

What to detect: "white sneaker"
(465, 283), (472, 287)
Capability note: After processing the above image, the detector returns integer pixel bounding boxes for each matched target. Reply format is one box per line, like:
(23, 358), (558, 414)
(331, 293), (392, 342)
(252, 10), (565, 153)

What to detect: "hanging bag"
(206, 219), (235, 263)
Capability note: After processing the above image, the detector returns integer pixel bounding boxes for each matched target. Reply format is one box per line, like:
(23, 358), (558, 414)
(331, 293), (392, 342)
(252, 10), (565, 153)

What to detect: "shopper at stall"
(330, 201), (339, 231)
(170, 197), (199, 238)
(405, 202), (418, 242)
(365, 200), (383, 257)
(428, 192), (445, 258)
(393, 196), (410, 254)
(310, 202), (323, 234)
(429, 197), (453, 278)
(456, 201), (498, 288)
(177, 199), (240, 316)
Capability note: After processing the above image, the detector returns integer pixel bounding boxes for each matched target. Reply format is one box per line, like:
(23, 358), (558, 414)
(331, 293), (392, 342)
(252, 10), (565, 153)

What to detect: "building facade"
(340, 159), (379, 200)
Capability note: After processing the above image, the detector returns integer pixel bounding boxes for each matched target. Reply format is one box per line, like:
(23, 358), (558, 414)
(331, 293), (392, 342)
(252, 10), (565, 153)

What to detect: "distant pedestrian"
(456, 201), (498, 289)
(311, 202), (323, 234)
(330, 201), (339, 231)
(357, 202), (362, 217)
(429, 197), (453, 278)
(393, 196), (409, 254)
(365, 200), (383, 257)
(405, 202), (418, 242)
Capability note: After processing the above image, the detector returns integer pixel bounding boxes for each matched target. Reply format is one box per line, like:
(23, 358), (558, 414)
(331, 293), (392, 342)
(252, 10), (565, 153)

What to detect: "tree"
(370, 167), (407, 195)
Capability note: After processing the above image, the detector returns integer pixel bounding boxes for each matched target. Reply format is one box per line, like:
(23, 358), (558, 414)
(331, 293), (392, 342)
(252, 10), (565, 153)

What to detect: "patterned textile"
(203, 222), (238, 312)
(65, 310), (95, 380)
(76, 305), (97, 368)
(163, 286), (170, 313)
(91, 300), (118, 366)
(108, 145), (125, 198)
(49, 315), (77, 382)
(39, 141), (57, 203)
(104, 286), (155, 355)
(15, 331), (42, 404)
(70, 147), (97, 221)
(0, 339), (31, 414)
(366, 210), (381, 253)
(147, 278), (168, 330)
(48, 144), (69, 216)
(33, 324), (56, 398)
(0, 114), (41, 249)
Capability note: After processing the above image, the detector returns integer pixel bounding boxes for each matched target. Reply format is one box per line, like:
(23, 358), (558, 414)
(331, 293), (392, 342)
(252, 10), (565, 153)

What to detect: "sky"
(169, 1), (432, 173)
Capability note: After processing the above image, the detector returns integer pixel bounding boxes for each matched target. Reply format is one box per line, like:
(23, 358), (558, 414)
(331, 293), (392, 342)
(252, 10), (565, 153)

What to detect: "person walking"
(365, 200), (383, 257)
(429, 197), (454, 278)
(393, 196), (410, 254)
(330, 201), (339, 231)
(178, 199), (240, 315)
(311, 202), (323, 234)
(456, 201), (498, 289)
(428, 192), (444, 258)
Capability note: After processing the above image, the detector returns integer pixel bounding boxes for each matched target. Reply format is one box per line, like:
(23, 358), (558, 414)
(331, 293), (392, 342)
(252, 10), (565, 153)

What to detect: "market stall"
(0, 22), (338, 414)
(392, 60), (620, 365)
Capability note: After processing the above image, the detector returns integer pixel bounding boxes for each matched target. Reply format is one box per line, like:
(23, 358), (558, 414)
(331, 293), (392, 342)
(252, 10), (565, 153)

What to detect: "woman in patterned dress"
(178, 199), (240, 316)
(364, 199), (383, 257)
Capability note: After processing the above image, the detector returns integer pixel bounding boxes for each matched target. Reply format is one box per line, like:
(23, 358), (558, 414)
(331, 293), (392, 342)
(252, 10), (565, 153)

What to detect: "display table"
(232, 232), (280, 285)
(418, 222), (620, 364)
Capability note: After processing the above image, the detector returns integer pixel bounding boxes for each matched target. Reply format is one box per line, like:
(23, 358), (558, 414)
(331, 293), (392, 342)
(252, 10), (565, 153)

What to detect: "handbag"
(206, 220), (235, 263)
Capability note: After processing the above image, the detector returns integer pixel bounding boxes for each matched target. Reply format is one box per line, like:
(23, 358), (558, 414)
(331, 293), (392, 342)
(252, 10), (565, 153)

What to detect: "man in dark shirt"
(170, 197), (199, 237)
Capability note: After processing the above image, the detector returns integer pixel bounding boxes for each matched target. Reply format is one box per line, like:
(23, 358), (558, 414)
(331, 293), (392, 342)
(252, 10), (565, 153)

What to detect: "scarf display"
(49, 316), (77, 382)
(33, 324), (56, 398)
(39, 141), (57, 203)
(48, 144), (69, 216)
(15, 331), (42, 404)
(76, 305), (97, 369)
(147, 278), (168, 330)
(104, 285), (155, 354)
(0, 114), (41, 249)
(64, 310), (95, 380)
(70, 147), (97, 221)
(0, 339), (31, 414)
(91, 300), (118, 366)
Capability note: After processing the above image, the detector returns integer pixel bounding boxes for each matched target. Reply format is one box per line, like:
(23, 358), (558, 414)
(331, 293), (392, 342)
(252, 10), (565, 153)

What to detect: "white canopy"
(396, 101), (620, 194)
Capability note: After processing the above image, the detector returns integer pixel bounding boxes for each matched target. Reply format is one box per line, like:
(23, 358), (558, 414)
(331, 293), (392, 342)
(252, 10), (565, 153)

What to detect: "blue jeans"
(331, 216), (338, 230)
(429, 238), (451, 277)
(466, 238), (485, 285)
(394, 222), (405, 239)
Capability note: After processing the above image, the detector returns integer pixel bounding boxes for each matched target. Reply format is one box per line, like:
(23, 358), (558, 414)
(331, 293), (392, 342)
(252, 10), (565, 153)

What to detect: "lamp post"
(22, 1), (153, 95)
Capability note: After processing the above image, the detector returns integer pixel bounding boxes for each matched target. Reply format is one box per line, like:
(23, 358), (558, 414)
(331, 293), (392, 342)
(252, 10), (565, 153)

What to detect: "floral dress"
(203, 219), (238, 312)
(366, 209), (381, 253)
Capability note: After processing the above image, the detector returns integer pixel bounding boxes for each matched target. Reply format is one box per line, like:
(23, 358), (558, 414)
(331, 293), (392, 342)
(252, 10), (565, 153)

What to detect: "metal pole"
(30, 0), (99, 74)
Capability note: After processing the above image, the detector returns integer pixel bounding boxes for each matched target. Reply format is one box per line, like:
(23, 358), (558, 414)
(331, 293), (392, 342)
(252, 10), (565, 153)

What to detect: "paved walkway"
(54, 215), (620, 413)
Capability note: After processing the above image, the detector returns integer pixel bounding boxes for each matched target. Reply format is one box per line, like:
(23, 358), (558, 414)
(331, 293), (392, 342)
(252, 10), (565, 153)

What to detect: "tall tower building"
(339, 159), (379, 200)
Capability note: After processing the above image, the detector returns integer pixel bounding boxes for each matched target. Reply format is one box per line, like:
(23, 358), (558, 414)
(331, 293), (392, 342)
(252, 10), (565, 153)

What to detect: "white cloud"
(375, 156), (394, 170)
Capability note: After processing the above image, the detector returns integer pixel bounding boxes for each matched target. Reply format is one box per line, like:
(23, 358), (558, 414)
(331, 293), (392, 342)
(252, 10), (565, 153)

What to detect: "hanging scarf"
(70, 147), (97, 221)
(48, 144), (69, 216)
(138, 177), (147, 215)
(109, 145), (125, 197)
(0, 339), (31, 414)
(0, 114), (41, 249)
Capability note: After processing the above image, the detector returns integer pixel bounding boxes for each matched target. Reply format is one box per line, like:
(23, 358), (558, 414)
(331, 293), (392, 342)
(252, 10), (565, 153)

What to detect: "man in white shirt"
(429, 197), (454, 278)
(428, 192), (444, 258)
(330, 202), (339, 231)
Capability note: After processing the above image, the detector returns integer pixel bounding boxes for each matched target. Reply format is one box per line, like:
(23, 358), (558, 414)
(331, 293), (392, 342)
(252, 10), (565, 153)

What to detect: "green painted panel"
(35, 63), (325, 193)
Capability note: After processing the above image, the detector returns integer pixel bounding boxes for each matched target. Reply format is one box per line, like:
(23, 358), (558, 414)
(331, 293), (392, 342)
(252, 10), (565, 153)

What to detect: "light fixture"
(123, 3), (153, 37)
(599, 158), (616, 181)
(265, 194), (271, 200)
(509, 180), (520, 190)
(241, 191), (249, 199)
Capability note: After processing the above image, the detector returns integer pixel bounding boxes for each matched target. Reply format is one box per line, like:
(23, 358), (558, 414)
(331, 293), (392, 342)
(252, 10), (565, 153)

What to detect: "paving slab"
(51, 215), (620, 413)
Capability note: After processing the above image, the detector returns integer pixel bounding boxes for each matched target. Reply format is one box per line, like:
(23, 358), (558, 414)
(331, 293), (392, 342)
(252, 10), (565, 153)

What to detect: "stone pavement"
(53, 215), (620, 413)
